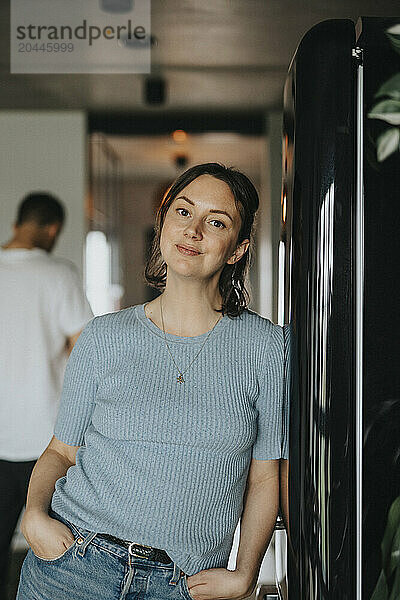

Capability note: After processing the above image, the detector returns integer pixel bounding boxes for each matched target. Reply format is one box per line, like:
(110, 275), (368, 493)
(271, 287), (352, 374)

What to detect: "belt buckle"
(127, 542), (153, 559)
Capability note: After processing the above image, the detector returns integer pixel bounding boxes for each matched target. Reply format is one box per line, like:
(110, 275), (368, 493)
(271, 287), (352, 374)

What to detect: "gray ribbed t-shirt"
(51, 303), (287, 576)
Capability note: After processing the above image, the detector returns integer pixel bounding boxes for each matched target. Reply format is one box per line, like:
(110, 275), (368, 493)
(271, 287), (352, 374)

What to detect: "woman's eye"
(176, 208), (190, 217)
(209, 219), (226, 229)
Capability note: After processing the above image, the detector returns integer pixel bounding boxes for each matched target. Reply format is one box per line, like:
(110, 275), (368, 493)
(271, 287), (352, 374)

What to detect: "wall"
(0, 111), (87, 274)
(265, 111), (283, 323)
(257, 139), (273, 319)
(120, 178), (165, 308)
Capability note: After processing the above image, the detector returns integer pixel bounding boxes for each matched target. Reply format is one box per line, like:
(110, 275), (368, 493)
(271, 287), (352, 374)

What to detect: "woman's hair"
(144, 162), (259, 318)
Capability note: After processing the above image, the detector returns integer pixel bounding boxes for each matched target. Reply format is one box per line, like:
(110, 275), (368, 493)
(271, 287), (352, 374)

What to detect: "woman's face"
(159, 174), (249, 282)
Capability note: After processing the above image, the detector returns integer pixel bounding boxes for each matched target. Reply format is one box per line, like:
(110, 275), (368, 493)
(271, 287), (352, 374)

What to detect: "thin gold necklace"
(159, 296), (222, 383)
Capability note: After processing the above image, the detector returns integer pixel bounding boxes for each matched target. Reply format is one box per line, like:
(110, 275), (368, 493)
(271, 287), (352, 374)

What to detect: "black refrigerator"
(280, 17), (400, 600)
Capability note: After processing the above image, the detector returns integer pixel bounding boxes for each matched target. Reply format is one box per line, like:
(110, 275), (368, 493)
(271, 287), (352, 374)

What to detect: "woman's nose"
(184, 219), (203, 239)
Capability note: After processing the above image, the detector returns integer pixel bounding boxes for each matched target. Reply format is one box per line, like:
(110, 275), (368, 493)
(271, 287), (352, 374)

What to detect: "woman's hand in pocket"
(21, 509), (75, 560)
(186, 567), (255, 600)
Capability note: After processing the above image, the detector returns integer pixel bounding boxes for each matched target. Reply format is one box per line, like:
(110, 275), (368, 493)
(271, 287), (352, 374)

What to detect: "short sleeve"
(252, 323), (287, 460)
(281, 323), (291, 460)
(56, 263), (93, 336)
(54, 317), (97, 446)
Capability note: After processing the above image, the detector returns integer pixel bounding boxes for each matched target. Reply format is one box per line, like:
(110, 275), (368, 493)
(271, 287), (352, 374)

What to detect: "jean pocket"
(31, 538), (76, 563)
(180, 573), (196, 600)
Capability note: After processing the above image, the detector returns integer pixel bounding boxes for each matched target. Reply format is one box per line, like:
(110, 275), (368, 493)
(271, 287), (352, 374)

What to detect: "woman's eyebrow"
(175, 195), (234, 222)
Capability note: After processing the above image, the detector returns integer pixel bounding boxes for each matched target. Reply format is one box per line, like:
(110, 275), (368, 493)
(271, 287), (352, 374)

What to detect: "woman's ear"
(226, 238), (250, 265)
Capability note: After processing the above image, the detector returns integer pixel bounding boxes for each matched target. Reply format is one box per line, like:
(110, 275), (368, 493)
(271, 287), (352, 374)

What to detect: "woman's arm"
(21, 320), (97, 559)
(280, 458), (289, 531)
(20, 435), (80, 559)
(235, 458), (280, 593)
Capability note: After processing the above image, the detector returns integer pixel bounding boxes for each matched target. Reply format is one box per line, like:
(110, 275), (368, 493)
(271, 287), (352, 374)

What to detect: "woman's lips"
(176, 244), (201, 256)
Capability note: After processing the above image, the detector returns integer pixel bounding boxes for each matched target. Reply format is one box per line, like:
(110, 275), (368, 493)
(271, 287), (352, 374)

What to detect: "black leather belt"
(97, 533), (172, 564)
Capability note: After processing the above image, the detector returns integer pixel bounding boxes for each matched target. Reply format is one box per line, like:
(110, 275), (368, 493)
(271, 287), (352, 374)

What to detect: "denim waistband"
(48, 508), (178, 571)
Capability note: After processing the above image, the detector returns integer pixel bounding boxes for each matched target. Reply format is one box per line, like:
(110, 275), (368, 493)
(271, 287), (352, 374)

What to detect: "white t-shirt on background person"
(0, 247), (93, 461)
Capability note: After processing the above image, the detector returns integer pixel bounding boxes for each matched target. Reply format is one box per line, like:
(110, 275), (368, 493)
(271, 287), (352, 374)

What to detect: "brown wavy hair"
(144, 162), (259, 318)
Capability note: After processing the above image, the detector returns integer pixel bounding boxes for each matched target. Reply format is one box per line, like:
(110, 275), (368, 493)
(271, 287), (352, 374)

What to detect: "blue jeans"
(16, 510), (194, 600)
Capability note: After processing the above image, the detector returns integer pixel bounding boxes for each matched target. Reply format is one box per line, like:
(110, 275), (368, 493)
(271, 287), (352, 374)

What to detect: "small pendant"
(177, 374), (185, 383)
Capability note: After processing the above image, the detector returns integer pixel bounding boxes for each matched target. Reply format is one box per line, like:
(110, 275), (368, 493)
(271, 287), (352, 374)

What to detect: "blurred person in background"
(0, 192), (93, 597)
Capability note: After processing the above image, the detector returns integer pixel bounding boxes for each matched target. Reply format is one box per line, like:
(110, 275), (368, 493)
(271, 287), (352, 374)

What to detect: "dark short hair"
(16, 192), (65, 227)
(144, 162), (259, 318)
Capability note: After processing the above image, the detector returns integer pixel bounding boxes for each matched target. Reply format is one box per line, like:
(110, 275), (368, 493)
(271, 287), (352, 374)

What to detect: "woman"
(17, 163), (287, 600)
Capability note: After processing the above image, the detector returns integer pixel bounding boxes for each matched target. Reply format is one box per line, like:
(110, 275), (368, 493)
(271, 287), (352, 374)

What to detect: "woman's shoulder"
(89, 305), (140, 333)
(231, 309), (284, 358)
(236, 310), (284, 372)
(236, 307), (281, 338)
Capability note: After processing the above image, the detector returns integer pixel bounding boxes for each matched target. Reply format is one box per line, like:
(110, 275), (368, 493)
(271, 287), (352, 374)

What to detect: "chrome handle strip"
(355, 53), (364, 600)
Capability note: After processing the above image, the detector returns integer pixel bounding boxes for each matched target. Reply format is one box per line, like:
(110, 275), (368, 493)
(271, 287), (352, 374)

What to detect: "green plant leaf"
(368, 100), (400, 125)
(375, 73), (400, 101)
(371, 570), (389, 600)
(389, 560), (400, 600)
(376, 128), (400, 162)
(387, 35), (400, 55)
(386, 25), (400, 55)
(389, 528), (400, 575)
(370, 497), (400, 599)
(382, 497), (400, 580)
